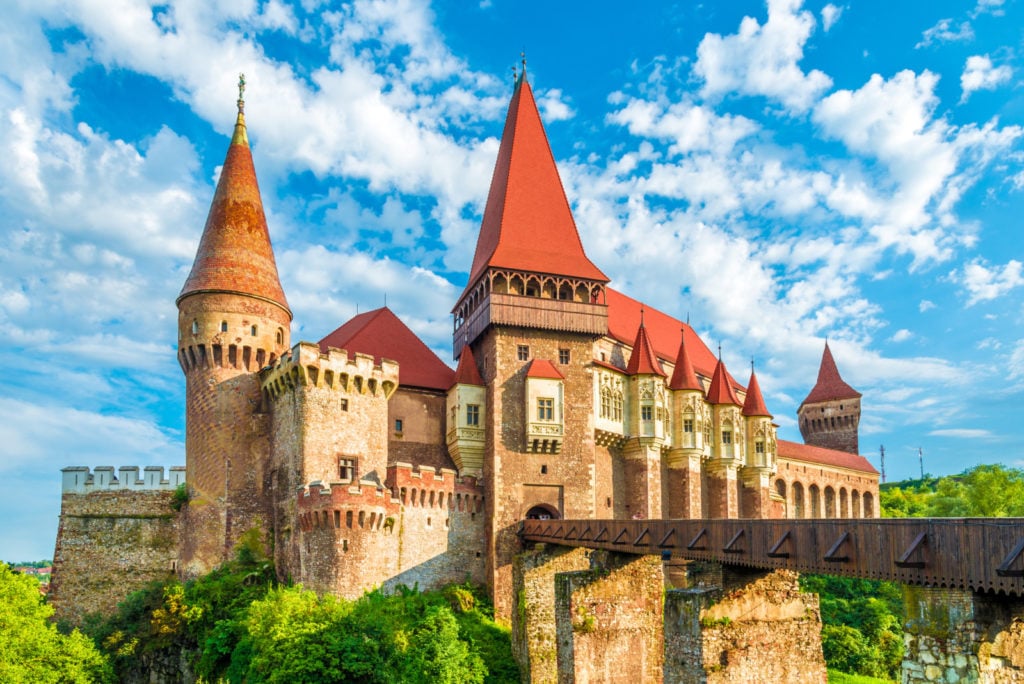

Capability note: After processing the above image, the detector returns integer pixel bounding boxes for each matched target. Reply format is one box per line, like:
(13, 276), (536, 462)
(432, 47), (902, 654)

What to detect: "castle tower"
(622, 316), (667, 518)
(451, 69), (609, 619)
(798, 342), (861, 454)
(666, 332), (707, 518)
(740, 366), (776, 518)
(176, 79), (292, 575)
(705, 356), (743, 518)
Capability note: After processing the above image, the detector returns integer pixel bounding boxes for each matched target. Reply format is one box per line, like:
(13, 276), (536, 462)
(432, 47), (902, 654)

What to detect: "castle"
(50, 72), (878, 624)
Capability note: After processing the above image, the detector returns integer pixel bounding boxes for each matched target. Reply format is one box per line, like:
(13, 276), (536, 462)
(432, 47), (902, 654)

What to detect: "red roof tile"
(178, 111), (290, 315)
(778, 439), (878, 474)
(526, 358), (565, 380)
(625, 318), (666, 376)
(800, 342), (861, 408)
(452, 345), (485, 387)
(668, 333), (702, 391)
(319, 307), (454, 391)
(706, 357), (741, 406)
(741, 369), (771, 417)
(464, 76), (607, 291)
(605, 288), (742, 392)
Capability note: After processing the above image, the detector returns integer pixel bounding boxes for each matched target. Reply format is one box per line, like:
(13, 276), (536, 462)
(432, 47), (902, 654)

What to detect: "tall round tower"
(798, 342), (861, 455)
(176, 77), (292, 575)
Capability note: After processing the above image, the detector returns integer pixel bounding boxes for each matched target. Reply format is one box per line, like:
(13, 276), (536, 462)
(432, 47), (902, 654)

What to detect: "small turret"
(626, 315), (667, 442)
(447, 346), (487, 475)
(666, 330), (710, 518)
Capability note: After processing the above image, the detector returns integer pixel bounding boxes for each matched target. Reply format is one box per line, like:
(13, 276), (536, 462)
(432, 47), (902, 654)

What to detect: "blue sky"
(1, 0), (1023, 561)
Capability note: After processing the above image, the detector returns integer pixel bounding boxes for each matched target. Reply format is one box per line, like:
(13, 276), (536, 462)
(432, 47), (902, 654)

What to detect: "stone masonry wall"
(663, 568), (826, 684)
(51, 476), (181, 625)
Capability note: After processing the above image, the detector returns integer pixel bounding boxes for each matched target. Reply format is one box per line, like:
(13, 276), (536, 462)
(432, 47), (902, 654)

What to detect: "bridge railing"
(519, 517), (1024, 596)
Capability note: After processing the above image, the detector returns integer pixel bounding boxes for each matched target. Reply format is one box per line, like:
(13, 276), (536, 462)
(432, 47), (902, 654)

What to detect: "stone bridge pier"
(902, 586), (1024, 683)
(512, 545), (827, 683)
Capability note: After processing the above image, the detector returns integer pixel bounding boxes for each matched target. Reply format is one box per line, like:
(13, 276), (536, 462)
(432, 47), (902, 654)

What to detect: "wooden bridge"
(519, 517), (1024, 596)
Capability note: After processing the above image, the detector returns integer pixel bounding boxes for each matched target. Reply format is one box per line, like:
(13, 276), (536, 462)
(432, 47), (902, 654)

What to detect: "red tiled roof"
(605, 288), (742, 392)
(742, 369), (771, 417)
(707, 357), (741, 406)
(452, 345), (485, 387)
(778, 439), (878, 474)
(800, 342), (861, 408)
(319, 307), (454, 391)
(526, 358), (565, 380)
(464, 76), (607, 291)
(178, 112), (290, 315)
(625, 319), (666, 376)
(668, 333), (702, 391)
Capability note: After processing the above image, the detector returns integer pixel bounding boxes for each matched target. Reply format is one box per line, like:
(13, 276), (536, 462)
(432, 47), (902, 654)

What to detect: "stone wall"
(51, 468), (183, 625)
(774, 459), (878, 519)
(663, 568), (826, 684)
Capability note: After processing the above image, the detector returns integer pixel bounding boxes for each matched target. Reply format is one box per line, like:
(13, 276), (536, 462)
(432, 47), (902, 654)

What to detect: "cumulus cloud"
(953, 259), (1024, 305)
(961, 55), (1013, 101)
(821, 4), (843, 31)
(919, 300), (936, 312)
(694, 0), (833, 113)
(890, 329), (913, 342)
(916, 19), (974, 48)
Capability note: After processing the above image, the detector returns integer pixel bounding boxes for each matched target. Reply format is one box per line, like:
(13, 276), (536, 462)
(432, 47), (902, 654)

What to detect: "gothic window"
(600, 387), (612, 420)
(276, 328), (283, 344)
(537, 398), (554, 421)
(559, 348), (570, 364)
(641, 406), (653, 421)
(517, 344), (529, 361)
(466, 404), (480, 426)
(612, 391), (623, 421)
(704, 422), (713, 445)
(338, 457), (357, 483)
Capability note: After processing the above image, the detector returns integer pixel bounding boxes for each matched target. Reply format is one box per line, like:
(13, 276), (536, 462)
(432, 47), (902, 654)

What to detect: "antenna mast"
(879, 445), (886, 483)
(918, 447), (924, 481)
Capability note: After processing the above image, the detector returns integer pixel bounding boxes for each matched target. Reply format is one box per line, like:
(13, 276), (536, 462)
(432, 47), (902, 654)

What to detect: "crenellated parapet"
(61, 466), (186, 494)
(261, 341), (399, 401)
(387, 462), (485, 512)
(297, 479), (399, 533)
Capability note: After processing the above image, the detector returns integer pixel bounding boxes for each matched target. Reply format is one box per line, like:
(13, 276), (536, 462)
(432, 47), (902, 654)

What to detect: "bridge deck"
(519, 517), (1024, 596)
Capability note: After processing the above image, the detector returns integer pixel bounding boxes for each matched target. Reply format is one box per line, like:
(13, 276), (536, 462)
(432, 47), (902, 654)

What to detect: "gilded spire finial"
(237, 73), (246, 114)
(231, 72), (249, 145)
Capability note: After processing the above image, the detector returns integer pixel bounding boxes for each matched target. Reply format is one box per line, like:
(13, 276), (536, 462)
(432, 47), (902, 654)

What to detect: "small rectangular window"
(755, 441), (765, 454)
(250, 325), (258, 336)
(220, 321), (228, 332)
(641, 406), (653, 421)
(722, 430), (732, 445)
(394, 418), (404, 433)
(338, 458), (357, 483)
(558, 348), (570, 364)
(683, 419), (694, 433)
(537, 397), (554, 421)
(340, 398), (349, 411)
(517, 344), (529, 361)
(466, 404), (480, 426)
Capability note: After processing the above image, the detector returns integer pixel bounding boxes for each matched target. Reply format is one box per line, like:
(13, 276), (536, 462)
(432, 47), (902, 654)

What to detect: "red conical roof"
(452, 345), (485, 387)
(464, 75), (607, 290)
(319, 307), (454, 391)
(742, 368), (772, 417)
(668, 332), (702, 391)
(800, 342), (861, 408)
(625, 317), (666, 376)
(178, 108), (290, 315)
(707, 357), (741, 406)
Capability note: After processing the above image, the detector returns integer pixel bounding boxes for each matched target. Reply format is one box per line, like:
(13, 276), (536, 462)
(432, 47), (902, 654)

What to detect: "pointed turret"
(798, 341), (862, 454)
(800, 342), (861, 408)
(452, 344), (485, 387)
(706, 357), (741, 406)
(668, 332), (702, 391)
(177, 84), (290, 315)
(742, 367), (772, 418)
(625, 315), (666, 376)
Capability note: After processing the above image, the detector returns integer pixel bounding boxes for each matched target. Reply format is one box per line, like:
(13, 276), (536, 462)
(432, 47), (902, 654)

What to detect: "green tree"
(929, 465), (1024, 517)
(0, 563), (112, 683)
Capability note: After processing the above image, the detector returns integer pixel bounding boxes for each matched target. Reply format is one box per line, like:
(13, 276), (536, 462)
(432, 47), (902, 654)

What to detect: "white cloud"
(536, 88), (574, 122)
(1010, 340), (1024, 380)
(694, 0), (833, 113)
(928, 428), (992, 438)
(821, 4), (843, 31)
(972, 0), (1005, 17)
(953, 259), (1024, 305)
(916, 19), (974, 48)
(919, 300), (936, 312)
(890, 329), (913, 342)
(961, 55), (1013, 101)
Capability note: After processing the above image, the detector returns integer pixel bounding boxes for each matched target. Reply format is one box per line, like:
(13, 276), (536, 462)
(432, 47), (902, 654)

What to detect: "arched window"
(809, 484), (821, 518)
(792, 482), (805, 519)
(191, 320), (198, 335)
(276, 328), (283, 344)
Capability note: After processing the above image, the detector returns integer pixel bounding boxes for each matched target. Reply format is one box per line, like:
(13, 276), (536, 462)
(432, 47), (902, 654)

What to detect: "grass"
(828, 670), (896, 684)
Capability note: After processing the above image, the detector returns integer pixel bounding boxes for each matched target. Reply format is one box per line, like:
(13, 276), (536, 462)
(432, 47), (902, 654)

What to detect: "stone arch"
(863, 491), (874, 518)
(851, 489), (861, 518)
(809, 484), (821, 518)
(525, 504), (559, 520)
(824, 486), (836, 518)
(839, 488), (849, 518)
(792, 482), (805, 519)
(775, 479), (788, 517)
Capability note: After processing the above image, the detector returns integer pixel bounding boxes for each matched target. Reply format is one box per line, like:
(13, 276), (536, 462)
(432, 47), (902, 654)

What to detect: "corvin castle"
(50, 72), (878, 624)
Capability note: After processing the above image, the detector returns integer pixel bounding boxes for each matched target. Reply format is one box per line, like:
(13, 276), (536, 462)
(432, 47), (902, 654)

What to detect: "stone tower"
(450, 70), (609, 619)
(176, 83), (292, 575)
(798, 342), (861, 454)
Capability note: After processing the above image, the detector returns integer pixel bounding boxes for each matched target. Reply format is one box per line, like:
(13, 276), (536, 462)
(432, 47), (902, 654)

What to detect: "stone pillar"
(663, 568), (826, 683)
(623, 440), (663, 519)
(739, 467), (772, 519)
(902, 586), (1024, 683)
(554, 551), (664, 683)
(705, 463), (739, 519)
(666, 450), (702, 518)
(512, 544), (592, 684)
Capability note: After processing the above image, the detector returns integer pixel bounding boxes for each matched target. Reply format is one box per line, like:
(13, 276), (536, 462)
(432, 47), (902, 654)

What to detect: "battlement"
(61, 466), (186, 494)
(261, 341), (399, 401)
